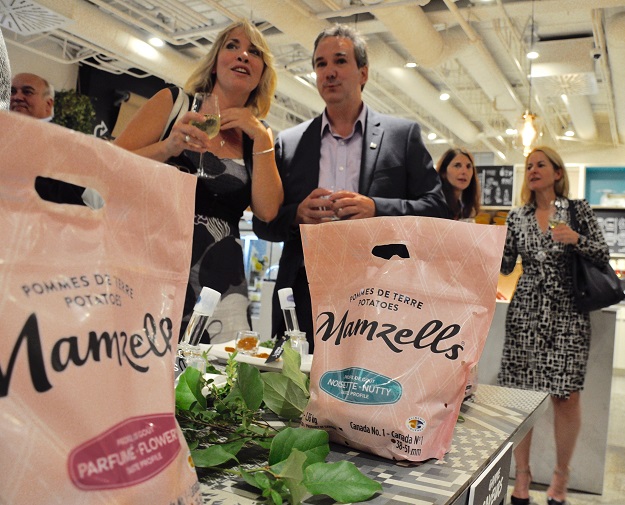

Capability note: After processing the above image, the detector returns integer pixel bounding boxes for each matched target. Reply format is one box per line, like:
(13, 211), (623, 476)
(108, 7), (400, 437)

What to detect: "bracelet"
(252, 146), (274, 156)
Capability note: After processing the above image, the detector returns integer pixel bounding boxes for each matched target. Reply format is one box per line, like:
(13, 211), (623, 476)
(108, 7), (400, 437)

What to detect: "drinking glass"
(190, 92), (220, 178)
(235, 330), (260, 355)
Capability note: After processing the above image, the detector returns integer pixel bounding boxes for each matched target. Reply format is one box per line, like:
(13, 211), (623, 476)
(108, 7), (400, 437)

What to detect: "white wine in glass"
(547, 199), (566, 250)
(190, 92), (220, 178)
(548, 200), (565, 230)
(192, 114), (220, 138)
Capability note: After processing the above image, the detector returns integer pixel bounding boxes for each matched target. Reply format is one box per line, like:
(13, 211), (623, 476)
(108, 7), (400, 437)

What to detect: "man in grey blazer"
(253, 24), (449, 351)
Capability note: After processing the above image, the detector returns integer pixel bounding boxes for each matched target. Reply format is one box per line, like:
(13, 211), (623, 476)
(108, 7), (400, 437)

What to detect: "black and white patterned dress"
(497, 198), (610, 399)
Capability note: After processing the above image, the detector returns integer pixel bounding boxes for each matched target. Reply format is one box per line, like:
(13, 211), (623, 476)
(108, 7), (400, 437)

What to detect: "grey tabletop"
(198, 385), (549, 505)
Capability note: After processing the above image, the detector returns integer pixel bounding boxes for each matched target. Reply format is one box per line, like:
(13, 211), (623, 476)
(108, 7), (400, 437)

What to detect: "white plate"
(199, 340), (312, 373)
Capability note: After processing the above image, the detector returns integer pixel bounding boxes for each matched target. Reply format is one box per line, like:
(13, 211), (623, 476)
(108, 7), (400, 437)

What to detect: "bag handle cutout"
(371, 243), (410, 260)
(34, 176), (104, 210)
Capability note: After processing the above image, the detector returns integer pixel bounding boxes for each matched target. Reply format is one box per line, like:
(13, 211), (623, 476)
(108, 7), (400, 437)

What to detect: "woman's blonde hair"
(184, 20), (276, 118)
(521, 145), (570, 204)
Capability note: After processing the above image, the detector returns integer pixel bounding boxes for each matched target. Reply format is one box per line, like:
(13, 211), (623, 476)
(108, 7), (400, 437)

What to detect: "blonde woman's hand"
(167, 110), (211, 156)
(220, 107), (271, 146)
(551, 223), (580, 245)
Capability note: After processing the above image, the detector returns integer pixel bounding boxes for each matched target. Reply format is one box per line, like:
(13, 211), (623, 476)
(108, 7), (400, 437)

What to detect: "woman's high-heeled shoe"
(510, 467), (532, 505)
(546, 498), (566, 505)
(546, 467), (569, 505)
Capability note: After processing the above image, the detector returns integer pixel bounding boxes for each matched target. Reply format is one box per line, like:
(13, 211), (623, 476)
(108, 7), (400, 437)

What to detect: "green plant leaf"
(191, 438), (247, 467)
(304, 460), (383, 503)
(237, 362), (264, 411)
(262, 372), (309, 419)
(271, 448), (309, 505)
(175, 367), (206, 410)
(280, 345), (309, 394)
(268, 427), (329, 467)
(174, 339), (380, 505)
(253, 470), (271, 489)
(240, 469), (258, 489)
(269, 488), (284, 505)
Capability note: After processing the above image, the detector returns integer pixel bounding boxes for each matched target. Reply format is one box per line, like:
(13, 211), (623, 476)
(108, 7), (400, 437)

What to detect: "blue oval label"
(319, 367), (402, 405)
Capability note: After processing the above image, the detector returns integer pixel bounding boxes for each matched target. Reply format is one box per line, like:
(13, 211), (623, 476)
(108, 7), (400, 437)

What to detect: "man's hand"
(329, 190), (376, 220)
(295, 188), (336, 224)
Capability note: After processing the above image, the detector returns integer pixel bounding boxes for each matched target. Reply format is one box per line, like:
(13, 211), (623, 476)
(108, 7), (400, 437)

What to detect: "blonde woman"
(115, 20), (283, 343)
(498, 146), (609, 505)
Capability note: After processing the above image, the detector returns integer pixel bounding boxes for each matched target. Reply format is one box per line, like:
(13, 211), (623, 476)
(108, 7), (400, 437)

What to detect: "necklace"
(220, 129), (241, 148)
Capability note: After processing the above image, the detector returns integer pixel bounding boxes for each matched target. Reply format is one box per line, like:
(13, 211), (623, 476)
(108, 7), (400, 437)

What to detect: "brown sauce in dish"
(223, 345), (271, 360)
(236, 337), (259, 351)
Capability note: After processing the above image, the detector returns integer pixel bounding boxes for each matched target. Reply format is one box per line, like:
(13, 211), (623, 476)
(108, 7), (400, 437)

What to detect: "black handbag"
(568, 199), (624, 312)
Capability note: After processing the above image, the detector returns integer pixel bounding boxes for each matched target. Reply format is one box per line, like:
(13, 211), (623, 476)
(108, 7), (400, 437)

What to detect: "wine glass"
(548, 199), (566, 250)
(190, 92), (220, 178)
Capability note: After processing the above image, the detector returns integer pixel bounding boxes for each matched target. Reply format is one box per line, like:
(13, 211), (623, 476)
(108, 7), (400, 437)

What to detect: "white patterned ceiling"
(3, 0), (625, 164)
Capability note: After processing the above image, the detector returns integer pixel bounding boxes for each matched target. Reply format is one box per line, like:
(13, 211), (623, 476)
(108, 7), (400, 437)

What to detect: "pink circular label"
(68, 413), (181, 490)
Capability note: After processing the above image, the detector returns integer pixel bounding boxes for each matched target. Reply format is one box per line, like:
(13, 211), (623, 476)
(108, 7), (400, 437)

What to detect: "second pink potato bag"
(300, 216), (506, 461)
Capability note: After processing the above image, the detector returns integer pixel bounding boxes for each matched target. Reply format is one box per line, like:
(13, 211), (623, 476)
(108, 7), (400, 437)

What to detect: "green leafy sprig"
(175, 345), (381, 504)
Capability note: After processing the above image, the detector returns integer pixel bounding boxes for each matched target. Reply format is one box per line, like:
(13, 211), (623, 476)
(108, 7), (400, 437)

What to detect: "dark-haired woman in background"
(436, 147), (480, 221)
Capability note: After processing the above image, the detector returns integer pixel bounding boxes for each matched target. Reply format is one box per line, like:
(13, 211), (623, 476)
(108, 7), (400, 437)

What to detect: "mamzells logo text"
(0, 312), (174, 397)
(316, 310), (464, 359)
(314, 286), (465, 360)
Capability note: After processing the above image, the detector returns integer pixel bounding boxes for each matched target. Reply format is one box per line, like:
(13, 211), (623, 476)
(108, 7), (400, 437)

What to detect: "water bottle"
(278, 288), (309, 356)
(177, 287), (221, 376)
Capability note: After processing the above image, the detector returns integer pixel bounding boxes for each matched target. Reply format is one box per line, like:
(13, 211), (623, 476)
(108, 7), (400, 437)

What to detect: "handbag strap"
(568, 198), (580, 232)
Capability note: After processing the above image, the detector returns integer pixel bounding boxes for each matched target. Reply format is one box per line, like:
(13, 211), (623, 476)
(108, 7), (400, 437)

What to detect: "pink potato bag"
(0, 112), (201, 504)
(300, 216), (506, 461)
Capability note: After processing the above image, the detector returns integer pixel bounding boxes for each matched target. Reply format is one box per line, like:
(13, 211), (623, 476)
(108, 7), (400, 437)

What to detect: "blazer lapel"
(300, 116), (323, 193)
(359, 108), (383, 194)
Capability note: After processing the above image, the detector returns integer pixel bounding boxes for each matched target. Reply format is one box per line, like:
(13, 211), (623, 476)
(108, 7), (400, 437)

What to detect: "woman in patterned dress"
(114, 20), (283, 342)
(498, 146), (610, 505)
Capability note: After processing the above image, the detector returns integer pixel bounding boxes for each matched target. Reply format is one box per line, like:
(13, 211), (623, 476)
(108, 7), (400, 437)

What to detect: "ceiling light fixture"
(148, 37), (164, 47)
(525, 6), (540, 60)
(526, 50), (539, 60)
(404, 62), (417, 68)
(515, 0), (542, 157)
(427, 132), (437, 141)
(439, 91), (450, 101)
